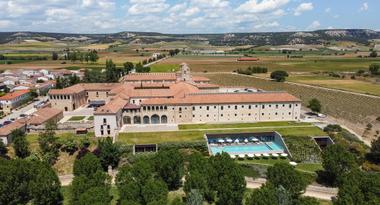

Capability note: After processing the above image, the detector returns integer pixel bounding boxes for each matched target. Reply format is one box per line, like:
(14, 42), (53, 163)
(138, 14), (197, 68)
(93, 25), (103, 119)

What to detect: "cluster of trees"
(237, 66), (268, 75)
(369, 50), (378, 58)
(369, 64), (380, 75)
(270, 70), (289, 82)
(55, 74), (80, 89)
(247, 163), (316, 205)
(184, 152), (246, 205)
(169, 49), (181, 57)
(82, 60), (150, 84)
(0, 159), (63, 205)
(63, 49), (99, 63)
(142, 53), (166, 65)
(321, 144), (380, 204)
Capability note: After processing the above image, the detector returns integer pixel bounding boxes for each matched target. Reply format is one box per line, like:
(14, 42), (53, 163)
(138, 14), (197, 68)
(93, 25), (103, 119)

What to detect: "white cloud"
(128, 0), (169, 15)
(236, 0), (289, 13)
(360, 2), (368, 11)
(294, 2), (313, 16)
(0, 20), (12, 28)
(191, 0), (229, 8)
(45, 8), (75, 20)
(306, 20), (320, 30)
(272, 9), (286, 16)
(181, 7), (200, 16)
(254, 21), (279, 29)
(325, 8), (331, 13)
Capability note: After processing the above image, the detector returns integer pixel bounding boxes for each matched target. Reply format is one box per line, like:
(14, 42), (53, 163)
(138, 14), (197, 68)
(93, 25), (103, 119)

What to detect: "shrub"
(284, 136), (322, 163)
(323, 124), (343, 133)
(270, 70), (288, 82)
(158, 141), (208, 154)
(60, 139), (78, 155)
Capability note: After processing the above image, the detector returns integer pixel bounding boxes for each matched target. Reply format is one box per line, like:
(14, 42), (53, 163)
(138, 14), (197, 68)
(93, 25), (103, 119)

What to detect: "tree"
(0, 140), (8, 159)
(73, 153), (103, 177)
(29, 161), (63, 205)
(69, 74), (80, 85)
(246, 183), (277, 205)
(270, 70), (289, 82)
(96, 137), (122, 170)
(38, 121), (60, 164)
(267, 163), (308, 198)
(78, 186), (112, 205)
(52, 52), (59, 60)
(323, 124), (342, 133)
(369, 64), (380, 75)
(322, 144), (358, 186)
(123, 61), (134, 74)
(307, 98), (322, 113)
(367, 137), (380, 164)
(154, 149), (184, 190)
(209, 153), (246, 205)
(369, 50), (378, 58)
(105, 59), (118, 82)
(0, 159), (63, 205)
(142, 178), (168, 205)
(184, 153), (210, 199)
(11, 129), (30, 158)
(186, 189), (203, 205)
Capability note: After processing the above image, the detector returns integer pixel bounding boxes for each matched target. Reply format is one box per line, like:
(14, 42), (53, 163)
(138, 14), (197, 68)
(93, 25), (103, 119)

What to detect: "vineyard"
(202, 73), (380, 135)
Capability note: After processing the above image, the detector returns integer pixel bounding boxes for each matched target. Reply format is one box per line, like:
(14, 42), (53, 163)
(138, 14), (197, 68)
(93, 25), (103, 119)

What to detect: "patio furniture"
(254, 153), (262, 158)
(271, 153), (279, 158)
(263, 153), (270, 158)
(226, 139), (233, 143)
(280, 153), (288, 158)
(289, 161), (298, 166)
(234, 139), (240, 143)
(218, 139), (225, 143)
(244, 139), (249, 143)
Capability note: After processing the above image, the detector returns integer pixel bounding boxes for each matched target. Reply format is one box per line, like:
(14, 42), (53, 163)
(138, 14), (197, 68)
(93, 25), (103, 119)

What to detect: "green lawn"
(179, 121), (311, 130)
(117, 126), (325, 144)
(68, 116), (86, 121)
(87, 116), (94, 121)
(150, 63), (179, 72)
(237, 159), (323, 173)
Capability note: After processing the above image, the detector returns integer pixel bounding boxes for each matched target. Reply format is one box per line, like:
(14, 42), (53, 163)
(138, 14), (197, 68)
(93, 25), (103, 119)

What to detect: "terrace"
(205, 131), (291, 159)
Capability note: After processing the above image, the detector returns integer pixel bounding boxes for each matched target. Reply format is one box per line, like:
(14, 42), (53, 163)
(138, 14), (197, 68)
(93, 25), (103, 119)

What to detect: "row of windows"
(192, 104), (297, 111)
(192, 112), (294, 118)
(50, 95), (71, 100)
(143, 106), (168, 111)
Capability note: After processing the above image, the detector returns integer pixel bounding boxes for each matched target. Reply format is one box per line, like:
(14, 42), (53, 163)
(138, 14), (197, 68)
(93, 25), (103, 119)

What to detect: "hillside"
(0, 29), (379, 46)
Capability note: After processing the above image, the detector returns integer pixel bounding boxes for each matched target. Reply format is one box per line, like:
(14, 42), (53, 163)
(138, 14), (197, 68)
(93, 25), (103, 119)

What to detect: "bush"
(270, 70), (289, 82)
(237, 66), (268, 75)
(158, 141), (208, 154)
(60, 139), (78, 155)
(284, 136), (322, 163)
(323, 124), (343, 133)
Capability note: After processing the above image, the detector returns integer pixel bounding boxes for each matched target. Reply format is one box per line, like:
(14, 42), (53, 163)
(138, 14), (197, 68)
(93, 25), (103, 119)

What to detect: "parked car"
(3, 121), (12, 125)
(19, 114), (27, 118)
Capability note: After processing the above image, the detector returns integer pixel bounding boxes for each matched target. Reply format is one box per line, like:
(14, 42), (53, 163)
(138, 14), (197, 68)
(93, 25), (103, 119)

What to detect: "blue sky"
(0, 0), (378, 34)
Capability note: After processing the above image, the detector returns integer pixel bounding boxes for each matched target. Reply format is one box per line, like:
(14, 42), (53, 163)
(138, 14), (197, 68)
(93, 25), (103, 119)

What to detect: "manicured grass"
(117, 126), (325, 144)
(150, 63), (179, 72)
(87, 116), (94, 121)
(179, 121), (311, 130)
(68, 116), (86, 121)
(237, 159), (323, 173)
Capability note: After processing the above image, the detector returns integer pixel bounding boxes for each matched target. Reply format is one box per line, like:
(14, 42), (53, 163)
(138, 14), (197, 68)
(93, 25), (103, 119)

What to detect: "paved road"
(59, 174), (337, 201)
(0, 96), (48, 124)
(246, 177), (338, 201)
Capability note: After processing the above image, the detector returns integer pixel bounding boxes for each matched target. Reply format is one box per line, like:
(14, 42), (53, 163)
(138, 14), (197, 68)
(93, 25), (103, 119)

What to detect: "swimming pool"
(210, 142), (285, 155)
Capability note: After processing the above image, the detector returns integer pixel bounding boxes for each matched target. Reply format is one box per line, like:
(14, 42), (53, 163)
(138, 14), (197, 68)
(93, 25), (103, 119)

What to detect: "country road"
(59, 175), (338, 201)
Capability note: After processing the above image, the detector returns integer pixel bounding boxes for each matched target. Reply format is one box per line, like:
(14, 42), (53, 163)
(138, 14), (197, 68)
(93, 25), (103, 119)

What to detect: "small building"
(0, 90), (31, 114)
(0, 119), (27, 145)
(28, 107), (63, 127)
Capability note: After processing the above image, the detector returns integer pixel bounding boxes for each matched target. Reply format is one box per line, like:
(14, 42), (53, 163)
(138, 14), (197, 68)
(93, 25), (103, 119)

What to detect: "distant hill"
(1, 29), (379, 46)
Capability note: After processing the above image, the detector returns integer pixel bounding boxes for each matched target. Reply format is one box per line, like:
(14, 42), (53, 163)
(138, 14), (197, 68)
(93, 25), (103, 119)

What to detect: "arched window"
(161, 115), (168, 124)
(123, 116), (131, 124)
(151, 114), (160, 124)
(133, 116), (141, 124)
(143, 116), (150, 124)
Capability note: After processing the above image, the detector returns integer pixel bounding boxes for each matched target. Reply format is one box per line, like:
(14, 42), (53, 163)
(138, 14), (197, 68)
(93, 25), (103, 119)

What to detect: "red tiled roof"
(142, 92), (301, 105)
(48, 84), (85, 95)
(0, 119), (27, 136)
(123, 73), (177, 81)
(0, 90), (30, 101)
(28, 107), (63, 125)
(95, 97), (128, 114)
(192, 76), (210, 82)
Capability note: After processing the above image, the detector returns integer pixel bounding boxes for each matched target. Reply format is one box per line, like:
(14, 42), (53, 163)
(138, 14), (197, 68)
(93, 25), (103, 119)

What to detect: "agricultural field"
(288, 74), (380, 96)
(157, 54), (380, 73)
(200, 73), (380, 141)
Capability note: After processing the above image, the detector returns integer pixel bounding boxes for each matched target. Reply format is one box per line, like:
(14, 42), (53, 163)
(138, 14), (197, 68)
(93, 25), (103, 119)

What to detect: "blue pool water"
(210, 142), (284, 155)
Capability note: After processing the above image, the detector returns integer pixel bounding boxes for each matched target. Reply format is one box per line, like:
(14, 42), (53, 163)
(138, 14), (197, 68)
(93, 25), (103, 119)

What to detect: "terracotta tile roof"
(195, 83), (220, 89)
(0, 90), (30, 101)
(80, 83), (120, 91)
(192, 76), (210, 82)
(28, 107), (63, 125)
(142, 92), (301, 105)
(123, 73), (177, 81)
(48, 84), (85, 95)
(95, 97), (128, 114)
(0, 119), (27, 136)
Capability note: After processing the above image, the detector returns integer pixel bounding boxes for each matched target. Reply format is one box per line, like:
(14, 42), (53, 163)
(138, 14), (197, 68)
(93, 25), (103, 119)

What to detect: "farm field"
(288, 75), (380, 96)
(200, 73), (380, 139)
(117, 125), (325, 144)
(158, 54), (380, 73)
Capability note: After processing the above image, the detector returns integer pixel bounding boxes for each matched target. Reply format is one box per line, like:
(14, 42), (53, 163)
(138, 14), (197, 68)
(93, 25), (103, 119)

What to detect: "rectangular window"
(207, 106), (209, 110)
(221, 106), (224, 110)
(103, 118), (107, 123)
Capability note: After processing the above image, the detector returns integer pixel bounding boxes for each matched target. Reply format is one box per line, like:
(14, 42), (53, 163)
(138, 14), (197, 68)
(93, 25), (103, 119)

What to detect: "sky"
(0, 0), (379, 34)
